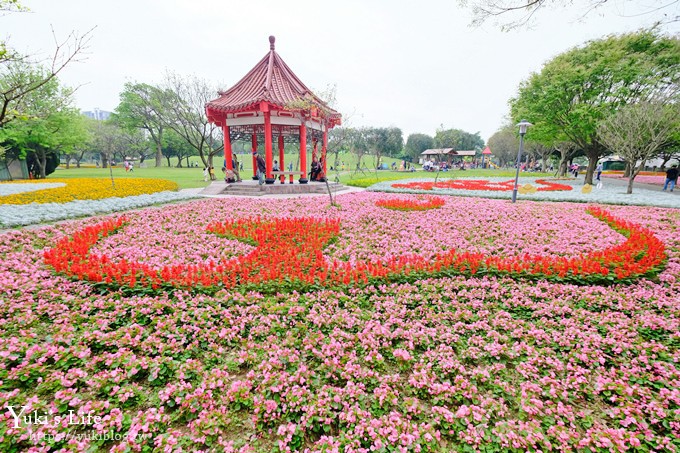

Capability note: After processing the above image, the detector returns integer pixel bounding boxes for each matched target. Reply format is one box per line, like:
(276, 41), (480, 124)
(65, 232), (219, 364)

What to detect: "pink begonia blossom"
(0, 192), (678, 451)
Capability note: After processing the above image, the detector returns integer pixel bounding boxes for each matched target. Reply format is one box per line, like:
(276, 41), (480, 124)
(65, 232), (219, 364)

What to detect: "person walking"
(662, 165), (678, 192)
(255, 152), (267, 185)
(232, 156), (241, 182)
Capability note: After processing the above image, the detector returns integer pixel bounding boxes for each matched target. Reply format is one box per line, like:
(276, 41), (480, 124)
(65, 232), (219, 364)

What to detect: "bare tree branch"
(0, 26), (94, 126)
(460, 0), (679, 30)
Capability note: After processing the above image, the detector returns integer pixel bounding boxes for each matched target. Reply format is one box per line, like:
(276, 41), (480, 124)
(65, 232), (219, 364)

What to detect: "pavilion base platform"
(200, 179), (347, 197)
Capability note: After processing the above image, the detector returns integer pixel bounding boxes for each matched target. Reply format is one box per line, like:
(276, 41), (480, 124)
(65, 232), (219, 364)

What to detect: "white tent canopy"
(421, 149), (476, 157)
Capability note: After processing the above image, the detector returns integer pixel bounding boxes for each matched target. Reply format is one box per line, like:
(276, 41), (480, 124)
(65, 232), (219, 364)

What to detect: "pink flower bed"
(603, 174), (666, 185)
(91, 193), (621, 265)
(1, 192), (679, 452)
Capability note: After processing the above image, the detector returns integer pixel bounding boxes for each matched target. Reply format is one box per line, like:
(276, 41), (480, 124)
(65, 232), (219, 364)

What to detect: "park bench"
(271, 171), (299, 184)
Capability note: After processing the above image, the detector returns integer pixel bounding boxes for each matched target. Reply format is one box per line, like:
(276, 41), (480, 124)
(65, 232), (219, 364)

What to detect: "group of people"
(253, 153), (326, 184)
(310, 158), (325, 182)
(123, 161), (134, 172)
(570, 163), (580, 178)
(222, 155), (242, 183)
(203, 166), (215, 182)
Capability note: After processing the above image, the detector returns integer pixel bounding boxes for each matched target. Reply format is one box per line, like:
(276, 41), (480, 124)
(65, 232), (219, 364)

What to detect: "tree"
(122, 128), (154, 165)
(366, 127), (403, 169)
(161, 129), (196, 167)
(598, 99), (680, 194)
(1, 1), (27, 64)
(434, 127), (484, 151)
(553, 141), (581, 177)
(2, 109), (87, 178)
(459, 0), (679, 30)
(59, 114), (90, 168)
(487, 127), (519, 167)
(113, 83), (167, 167)
(1, 27), (91, 128)
(0, 63), (87, 178)
(511, 30), (680, 185)
(404, 133), (434, 162)
(656, 138), (680, 170)
(525, 140), (554, 172)
(90, 120), (125, 169)
(348, 128), (370, 176)
(327, 127), (353, 175)
(157, 71), (223, 168)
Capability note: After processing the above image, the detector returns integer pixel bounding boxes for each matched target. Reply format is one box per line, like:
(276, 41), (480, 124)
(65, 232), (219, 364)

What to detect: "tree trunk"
(38, 150), (47, 179)
(152, 129), (163, 167)
(623, 162), (631, 178)
(75, 150), (84, 168)
(166, 155), (171, 167)
(558, 157), (568, 177)
(155, 145), (163, 167)
(627, 159), (647, 195)
(584, 149), (599, 185)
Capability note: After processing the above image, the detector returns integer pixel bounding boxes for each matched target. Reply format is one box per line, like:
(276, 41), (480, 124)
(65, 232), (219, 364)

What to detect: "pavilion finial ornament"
(269, 35), (275, 50)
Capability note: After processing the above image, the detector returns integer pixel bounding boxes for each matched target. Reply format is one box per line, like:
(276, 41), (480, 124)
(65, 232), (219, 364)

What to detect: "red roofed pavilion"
(206, 36), (341, 184)
(482, 146), (492, 168)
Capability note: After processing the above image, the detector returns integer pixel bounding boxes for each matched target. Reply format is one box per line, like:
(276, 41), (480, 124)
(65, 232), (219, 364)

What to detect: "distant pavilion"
(205, 36), (341, 184)
(419, 149), (476, 164)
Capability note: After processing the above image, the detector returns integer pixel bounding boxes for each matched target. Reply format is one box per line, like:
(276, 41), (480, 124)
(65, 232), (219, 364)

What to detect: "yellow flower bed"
(0, 178), (179, 205)
(58, 164), (99, 169)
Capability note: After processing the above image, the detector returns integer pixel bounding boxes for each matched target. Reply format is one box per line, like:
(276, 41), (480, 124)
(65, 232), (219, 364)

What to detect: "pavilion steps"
(200, 181), (347, 197)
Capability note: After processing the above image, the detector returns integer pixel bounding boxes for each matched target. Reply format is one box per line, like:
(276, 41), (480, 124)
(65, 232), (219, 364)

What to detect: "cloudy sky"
(3, 0), (678, 142)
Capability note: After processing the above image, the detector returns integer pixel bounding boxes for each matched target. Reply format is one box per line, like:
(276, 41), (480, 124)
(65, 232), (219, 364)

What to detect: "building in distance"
(82, 108), (111, 121)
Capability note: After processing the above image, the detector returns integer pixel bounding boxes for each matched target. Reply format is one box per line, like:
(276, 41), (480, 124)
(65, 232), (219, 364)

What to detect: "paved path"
(600, 176), (679, 196)
(189, 185), (366, 199)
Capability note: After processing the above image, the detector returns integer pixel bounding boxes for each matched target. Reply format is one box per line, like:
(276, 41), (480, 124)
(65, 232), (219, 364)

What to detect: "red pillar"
(299, 122), (308, 184)
(278, 134), (285, 184)
(264, 110), (274, 184)
(223, 124), (233, 171)
(251, 133), (258, 180)
(322, 126), (328, 176)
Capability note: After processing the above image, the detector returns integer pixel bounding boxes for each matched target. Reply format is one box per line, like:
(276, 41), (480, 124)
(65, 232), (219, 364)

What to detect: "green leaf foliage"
(510, 30), (680, 154)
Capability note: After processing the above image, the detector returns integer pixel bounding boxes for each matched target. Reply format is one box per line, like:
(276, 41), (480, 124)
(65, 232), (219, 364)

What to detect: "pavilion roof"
(206, 36), (340, 121)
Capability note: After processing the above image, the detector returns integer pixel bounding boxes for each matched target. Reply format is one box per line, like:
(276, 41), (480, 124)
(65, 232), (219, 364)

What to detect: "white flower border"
(368, 177), (680, 209)
(0, 190), (199, 228)
(0, 182), (66, 196)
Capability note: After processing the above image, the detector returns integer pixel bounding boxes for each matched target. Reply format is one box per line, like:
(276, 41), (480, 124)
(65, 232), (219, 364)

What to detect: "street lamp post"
(511, 120), (532, 203)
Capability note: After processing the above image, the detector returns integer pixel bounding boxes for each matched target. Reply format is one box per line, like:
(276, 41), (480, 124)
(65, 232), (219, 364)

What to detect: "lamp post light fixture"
(511, 119), (533, 203)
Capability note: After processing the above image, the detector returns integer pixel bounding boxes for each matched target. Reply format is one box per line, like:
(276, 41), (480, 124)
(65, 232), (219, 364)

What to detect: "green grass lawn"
(336, 168), (554, 187)
(56, 153), (407, 189)
(53, 166), (211, 189)
(55, 156), (554, 190)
